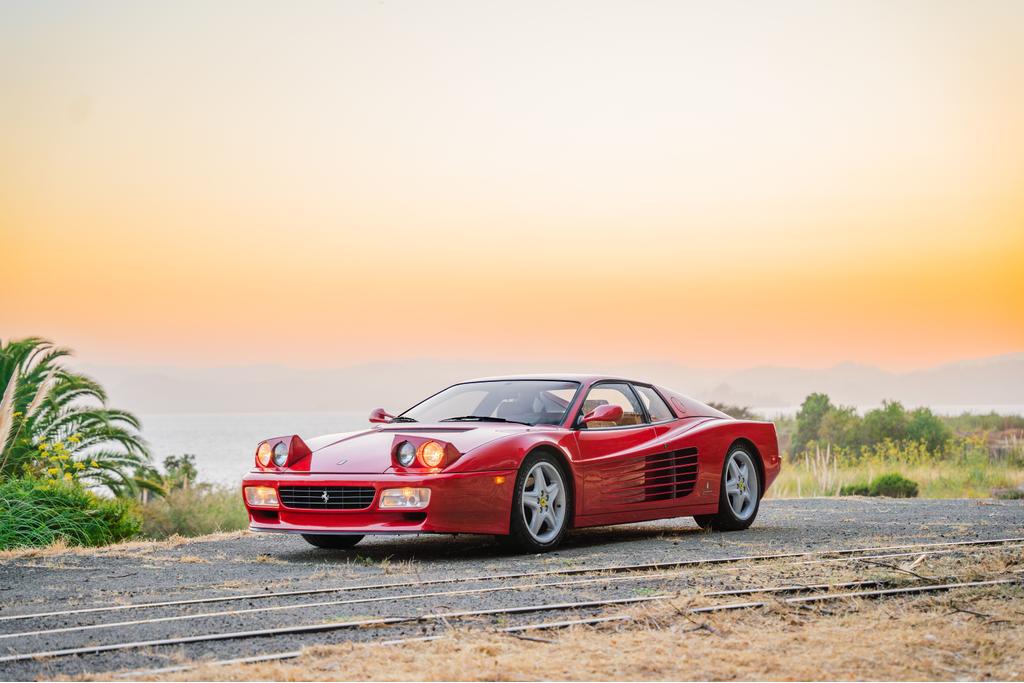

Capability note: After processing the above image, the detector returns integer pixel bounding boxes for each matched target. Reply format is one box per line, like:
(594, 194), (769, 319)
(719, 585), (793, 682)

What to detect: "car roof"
(463, 373), (644, 385)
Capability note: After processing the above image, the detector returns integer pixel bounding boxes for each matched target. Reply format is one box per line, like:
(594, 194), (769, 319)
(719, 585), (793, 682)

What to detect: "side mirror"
(369, 408), (394, 423)
(581, 404), (623, 425)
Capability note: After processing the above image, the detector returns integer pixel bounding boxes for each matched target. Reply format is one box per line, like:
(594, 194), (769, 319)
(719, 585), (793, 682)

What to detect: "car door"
(574, 382), (659, 516)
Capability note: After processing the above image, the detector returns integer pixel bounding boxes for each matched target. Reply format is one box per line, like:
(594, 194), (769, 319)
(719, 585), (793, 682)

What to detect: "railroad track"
(114, 575), (1022, 678)
(3, 534), (1021, 625)
(0, 536), (1020, 673)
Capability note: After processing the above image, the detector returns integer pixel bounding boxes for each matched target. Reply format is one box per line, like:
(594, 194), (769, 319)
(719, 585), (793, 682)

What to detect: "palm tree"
(0, 337), (158, 496)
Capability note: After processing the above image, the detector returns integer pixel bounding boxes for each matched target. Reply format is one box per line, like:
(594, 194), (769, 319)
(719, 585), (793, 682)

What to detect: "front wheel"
(503, 453), (571, 553)
(694, 446), (760, 531)
(301, 534), (364, 549)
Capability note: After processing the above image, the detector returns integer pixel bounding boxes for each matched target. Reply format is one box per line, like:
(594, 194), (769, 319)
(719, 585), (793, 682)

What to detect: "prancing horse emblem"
(321, 491), (330, 503)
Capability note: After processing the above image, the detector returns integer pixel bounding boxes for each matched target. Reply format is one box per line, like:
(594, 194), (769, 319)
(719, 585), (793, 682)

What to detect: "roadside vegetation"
(751, 394), (1024, 499)
(139, 454), (248, 539)
(0, 337), (154, 550)
(0, 337), (248, 550)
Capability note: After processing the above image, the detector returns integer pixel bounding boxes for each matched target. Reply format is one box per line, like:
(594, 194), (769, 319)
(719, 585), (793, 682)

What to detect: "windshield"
(399, 380), (580, 426)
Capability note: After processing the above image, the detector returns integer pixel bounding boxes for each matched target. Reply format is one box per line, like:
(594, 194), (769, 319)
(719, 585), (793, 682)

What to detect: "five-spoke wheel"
(694, 445), (761, 531)
(724, 449), (758, 521)
(521, 461), (567, 544)
(505, 452), (571, 552)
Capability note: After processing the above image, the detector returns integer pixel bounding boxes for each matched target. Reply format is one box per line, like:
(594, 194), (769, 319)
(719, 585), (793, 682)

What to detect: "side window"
(634, 385), (674, 422)
(579, 383), (646, 428)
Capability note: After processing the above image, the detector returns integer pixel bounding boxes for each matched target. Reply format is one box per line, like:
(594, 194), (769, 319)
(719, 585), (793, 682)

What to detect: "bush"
(869, 472), (919, 498)
(0, 478), (141, 550)
(839, 482), (871, 496)
(140, 484), (248, 539)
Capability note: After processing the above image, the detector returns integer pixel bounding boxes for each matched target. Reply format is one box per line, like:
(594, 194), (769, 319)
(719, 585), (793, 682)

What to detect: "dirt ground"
(1, 498), (1021, 681)
(93, 548), (1024, 681)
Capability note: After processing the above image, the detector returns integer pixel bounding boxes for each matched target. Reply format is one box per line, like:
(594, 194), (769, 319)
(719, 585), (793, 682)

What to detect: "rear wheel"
(301, 534), (364, 549)
(503, 453), (571, 553)
(694, 446), (760, 531)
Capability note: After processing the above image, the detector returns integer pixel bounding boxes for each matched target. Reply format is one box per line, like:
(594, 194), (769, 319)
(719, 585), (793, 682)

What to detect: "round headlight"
(419, 441), (445, 468)
(272, 441), (288, 467)
(256, 442), (272, 467)
(396, 441), (416, 467)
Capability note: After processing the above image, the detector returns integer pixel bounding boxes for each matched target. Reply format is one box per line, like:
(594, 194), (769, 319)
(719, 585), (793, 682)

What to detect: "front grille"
(278, 486), (375, 510)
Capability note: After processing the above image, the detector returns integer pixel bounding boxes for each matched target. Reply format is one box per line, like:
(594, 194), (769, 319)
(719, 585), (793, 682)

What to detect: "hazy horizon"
(70, 351), (1024, 415)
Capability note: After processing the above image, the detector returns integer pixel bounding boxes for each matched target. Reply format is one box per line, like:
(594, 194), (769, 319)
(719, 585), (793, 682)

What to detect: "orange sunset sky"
(2, 1), (1022, 371)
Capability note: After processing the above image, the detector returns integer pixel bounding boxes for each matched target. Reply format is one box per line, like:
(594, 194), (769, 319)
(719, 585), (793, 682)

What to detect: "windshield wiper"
(389, 416), (417, 423)
(440, 415), (531, 426)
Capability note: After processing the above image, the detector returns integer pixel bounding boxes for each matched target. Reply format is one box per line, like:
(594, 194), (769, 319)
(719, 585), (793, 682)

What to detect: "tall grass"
(0, 478), (141, 550)
(139, 484), (248, 539)
(769, 440), (1024, 499)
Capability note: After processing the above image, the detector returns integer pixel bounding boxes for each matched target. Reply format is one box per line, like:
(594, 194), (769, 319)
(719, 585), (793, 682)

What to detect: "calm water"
(140, 405), (1024, 485)
(138, 412), (367, 485)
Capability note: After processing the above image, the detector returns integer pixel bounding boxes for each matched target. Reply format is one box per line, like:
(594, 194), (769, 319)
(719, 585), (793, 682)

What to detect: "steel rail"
(0, 578), (918, 664)
(0, 594), (669, 663)
(690, 577), (1023, 613)
(0, 567), (893, 642)
(111, 576), (1020, 678)
(0, 573), (683, 641)
(3, 535), (1021, 624)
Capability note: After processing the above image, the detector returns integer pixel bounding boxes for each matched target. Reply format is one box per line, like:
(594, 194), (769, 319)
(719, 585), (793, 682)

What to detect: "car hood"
(303, 423), (527, 473)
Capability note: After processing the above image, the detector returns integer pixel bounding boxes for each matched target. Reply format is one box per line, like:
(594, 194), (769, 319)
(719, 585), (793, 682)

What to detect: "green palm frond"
(0, 337), (152, 497)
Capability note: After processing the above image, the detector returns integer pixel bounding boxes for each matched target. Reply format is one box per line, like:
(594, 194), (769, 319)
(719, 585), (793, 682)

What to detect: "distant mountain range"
(76, 353), (1024, 415)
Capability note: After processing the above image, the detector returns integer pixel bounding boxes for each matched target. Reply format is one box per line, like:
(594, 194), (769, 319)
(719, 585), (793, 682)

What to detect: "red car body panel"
(242, 374), (781, 537)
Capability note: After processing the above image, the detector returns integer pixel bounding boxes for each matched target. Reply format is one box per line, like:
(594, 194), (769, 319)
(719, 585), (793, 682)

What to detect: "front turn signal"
(379, 487), (431, 509)
(244, 486), (279, 507)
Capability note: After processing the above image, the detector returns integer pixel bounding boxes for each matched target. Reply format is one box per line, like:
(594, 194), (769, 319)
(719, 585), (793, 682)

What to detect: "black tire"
(502, 452), (572, 553)
(301, 534), (364, 549)
(693, 445), (761, 531)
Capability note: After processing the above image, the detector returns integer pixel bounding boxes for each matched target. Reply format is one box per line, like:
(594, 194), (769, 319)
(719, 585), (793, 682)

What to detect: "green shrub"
(0, 478), (141, 550)
(140, 484), (248, 539)
(839, 482), (871, 496)
(869, 472), (919, 498)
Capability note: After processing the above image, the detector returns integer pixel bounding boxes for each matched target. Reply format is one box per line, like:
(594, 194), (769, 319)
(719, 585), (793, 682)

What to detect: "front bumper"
(241, 469), (516, 536)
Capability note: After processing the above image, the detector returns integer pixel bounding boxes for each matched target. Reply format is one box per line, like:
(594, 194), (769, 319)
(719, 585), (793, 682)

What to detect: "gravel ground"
(0, 497), (1021, 680)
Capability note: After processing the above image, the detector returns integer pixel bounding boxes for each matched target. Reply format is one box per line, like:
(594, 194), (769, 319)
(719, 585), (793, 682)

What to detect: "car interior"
(579, 384), (646, 428)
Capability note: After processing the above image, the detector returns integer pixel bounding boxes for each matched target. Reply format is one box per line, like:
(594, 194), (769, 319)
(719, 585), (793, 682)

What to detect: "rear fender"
(653, 419), (781, 501)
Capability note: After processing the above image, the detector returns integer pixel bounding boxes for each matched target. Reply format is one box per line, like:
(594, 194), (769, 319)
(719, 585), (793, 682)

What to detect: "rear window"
(634, 385), (674, 422)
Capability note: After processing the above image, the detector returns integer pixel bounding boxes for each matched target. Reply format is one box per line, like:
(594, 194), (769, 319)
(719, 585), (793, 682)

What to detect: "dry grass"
(0, 531), (249, 561)
(82, 549), (1023, 682)
(113, 589), (1024, 681)
(768, 459), (1024, 499)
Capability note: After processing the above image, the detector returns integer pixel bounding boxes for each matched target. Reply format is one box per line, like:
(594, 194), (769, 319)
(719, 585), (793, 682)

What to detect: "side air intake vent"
(641, 447), (699, 501)
(602, 447), (699, 504)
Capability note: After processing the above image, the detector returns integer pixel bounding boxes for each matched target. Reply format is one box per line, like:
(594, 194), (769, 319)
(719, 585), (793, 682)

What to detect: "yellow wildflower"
(68, 435), (80, 444)
(73, 461), (85, 470)
(90, 460), (99, 468)
(64, 473), (73, 481)
(38, 442), (49, 451)
(47, 467), (59, 476)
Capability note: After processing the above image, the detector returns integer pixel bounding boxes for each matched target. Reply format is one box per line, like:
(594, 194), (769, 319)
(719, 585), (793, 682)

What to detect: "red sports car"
(242, 375), (780, 552)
